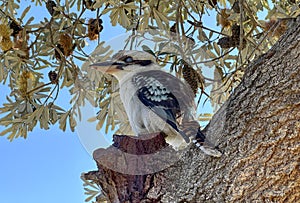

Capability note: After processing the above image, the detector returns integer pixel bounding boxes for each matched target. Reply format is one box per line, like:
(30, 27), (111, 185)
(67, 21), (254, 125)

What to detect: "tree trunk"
(84, 16), (300, 203)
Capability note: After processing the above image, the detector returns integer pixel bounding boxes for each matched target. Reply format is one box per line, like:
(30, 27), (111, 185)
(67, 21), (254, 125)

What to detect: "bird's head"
(91, 50), (157, 80)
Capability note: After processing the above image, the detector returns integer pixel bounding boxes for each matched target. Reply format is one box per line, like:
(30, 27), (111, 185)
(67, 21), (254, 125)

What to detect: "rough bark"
(84, 16), (300, 203)
(84, 133), (177, 203)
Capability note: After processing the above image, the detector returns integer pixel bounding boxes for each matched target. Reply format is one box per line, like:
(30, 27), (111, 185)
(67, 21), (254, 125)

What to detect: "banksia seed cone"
(217, 37), (233, 49)
(231, 24), (240, 39)
(87, 18), (103, 40)
(84, 0), (95, 11)
(9, 20), (22, 36)
(55, 33), (74, 59)
(218, 24), (246, 49)
(182, 63), (203, 96)
(232, 1), (240, 13)
(231, 37), (247, 49)
(218, 36), (246, 49)
(60, 33), (73, 56)
(0, 24), (13, 51)
(46, 0), (60, 16)
(48, 71), (58, 84)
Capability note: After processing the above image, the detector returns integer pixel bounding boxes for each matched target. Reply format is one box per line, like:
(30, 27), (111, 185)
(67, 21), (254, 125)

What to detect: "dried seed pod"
(46, 0), (60, 16)
(182, 63), (203, 96)
(48, 71), (58, 83)
(218, 24), (246, 49)
(9, 20), (22, 36)
(232, 1), (240, 13)
(87, 18), (103, 40)
(231, 24), (240, 39)
(60, 33), (73, 55)
(217, 37), (233, 49)
(84, 0), (95, 11)
(218, 36), (246, 49)
(231, 37), (247, 49)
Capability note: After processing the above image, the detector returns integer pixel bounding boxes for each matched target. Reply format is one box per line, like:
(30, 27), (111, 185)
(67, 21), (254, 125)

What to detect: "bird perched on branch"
(91, 50), (222, 157)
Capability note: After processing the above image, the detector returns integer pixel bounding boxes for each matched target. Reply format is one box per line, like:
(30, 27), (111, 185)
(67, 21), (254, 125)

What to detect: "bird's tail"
(181, 121), (222, 157)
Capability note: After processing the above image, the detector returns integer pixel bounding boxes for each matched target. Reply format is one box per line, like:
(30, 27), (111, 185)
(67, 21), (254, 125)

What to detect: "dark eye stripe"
(119, 55), (153, 66)
(133, 60), (152, 66)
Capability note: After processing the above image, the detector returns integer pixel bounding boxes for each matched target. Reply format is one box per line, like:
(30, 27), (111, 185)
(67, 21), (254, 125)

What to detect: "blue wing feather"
(133, 71), (193, 142)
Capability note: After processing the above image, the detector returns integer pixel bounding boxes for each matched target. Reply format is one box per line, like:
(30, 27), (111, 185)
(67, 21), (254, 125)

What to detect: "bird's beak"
(90, 61), (125, 74)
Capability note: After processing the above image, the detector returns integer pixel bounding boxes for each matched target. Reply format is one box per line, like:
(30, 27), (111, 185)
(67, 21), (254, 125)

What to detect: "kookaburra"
(92, 50), (222, 157)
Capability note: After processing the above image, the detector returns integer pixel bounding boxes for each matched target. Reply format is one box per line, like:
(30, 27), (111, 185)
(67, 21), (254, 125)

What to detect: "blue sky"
(0, 2), (124, 203)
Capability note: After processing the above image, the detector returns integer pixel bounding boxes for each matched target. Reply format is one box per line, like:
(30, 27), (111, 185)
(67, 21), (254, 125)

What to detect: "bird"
(91, 50), (222, 157)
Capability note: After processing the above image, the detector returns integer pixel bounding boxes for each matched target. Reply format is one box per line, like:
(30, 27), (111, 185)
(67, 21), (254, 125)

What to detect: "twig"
(190, 47), (235, 65)
(0, 8), (14, 21)
(26, 82), (52, 95)
(43, 83), (59, 105)
(135, 0), (143, 31)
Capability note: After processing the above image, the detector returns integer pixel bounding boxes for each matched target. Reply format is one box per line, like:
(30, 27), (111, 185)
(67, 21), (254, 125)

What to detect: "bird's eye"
(124, 56), (133, 63)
